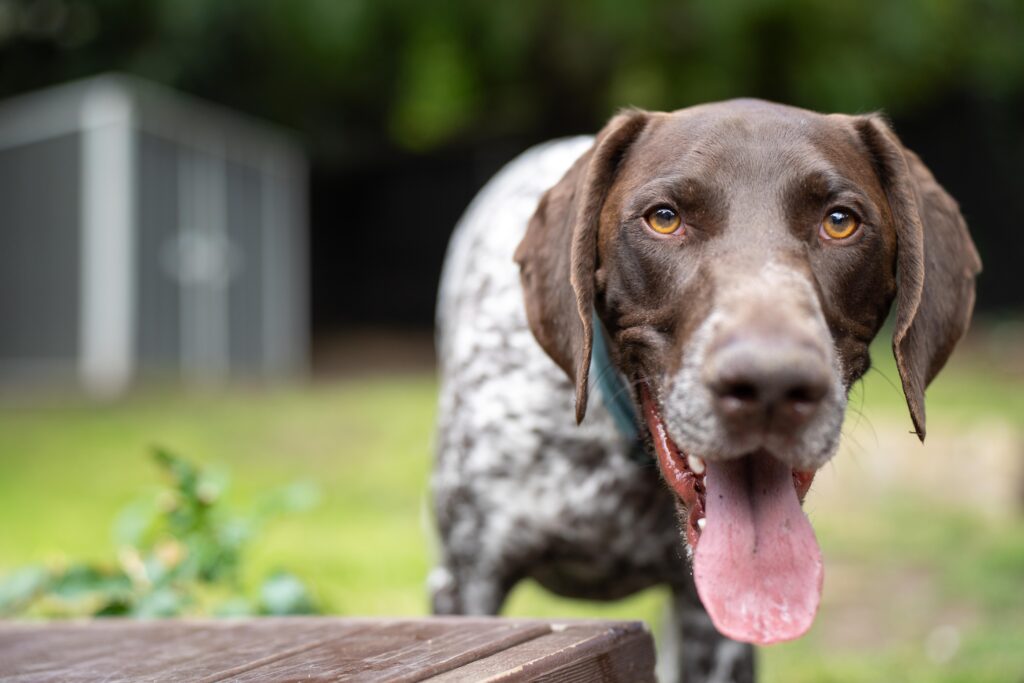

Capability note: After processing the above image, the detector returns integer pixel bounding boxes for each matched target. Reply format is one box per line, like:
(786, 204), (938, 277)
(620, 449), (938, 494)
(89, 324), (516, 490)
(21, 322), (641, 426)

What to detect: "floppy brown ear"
(857, 116), (982, 440)
(514, 111), (650, 424)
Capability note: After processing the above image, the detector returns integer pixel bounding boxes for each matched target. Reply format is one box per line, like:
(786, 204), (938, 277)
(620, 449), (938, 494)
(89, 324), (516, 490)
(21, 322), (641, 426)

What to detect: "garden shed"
(0, 74), (308, 396)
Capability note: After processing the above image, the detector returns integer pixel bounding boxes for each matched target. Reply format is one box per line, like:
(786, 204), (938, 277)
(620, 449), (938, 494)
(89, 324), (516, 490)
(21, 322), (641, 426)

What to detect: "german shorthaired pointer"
(430, 100), (981, 682)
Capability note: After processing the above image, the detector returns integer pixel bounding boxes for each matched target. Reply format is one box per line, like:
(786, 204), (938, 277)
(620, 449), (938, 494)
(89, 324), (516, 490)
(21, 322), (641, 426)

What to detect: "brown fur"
(516, 102), (981, 440)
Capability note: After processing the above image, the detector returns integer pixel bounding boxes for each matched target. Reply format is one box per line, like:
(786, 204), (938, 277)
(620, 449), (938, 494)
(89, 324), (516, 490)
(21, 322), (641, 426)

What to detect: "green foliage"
(0, 1), (1021, 153)
(0, 448), (320, 618)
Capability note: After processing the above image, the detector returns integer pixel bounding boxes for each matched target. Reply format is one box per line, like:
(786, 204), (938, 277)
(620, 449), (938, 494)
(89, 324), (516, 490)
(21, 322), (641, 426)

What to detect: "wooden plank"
(0, 617), (656, 682)
(425, 622), (655, 683)
(218, 619), (554, 682)
(0, 618), (352, 682)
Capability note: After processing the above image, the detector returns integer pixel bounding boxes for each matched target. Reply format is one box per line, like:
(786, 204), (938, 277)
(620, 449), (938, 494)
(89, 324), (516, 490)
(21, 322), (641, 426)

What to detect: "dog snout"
(704, 338), (831, 435)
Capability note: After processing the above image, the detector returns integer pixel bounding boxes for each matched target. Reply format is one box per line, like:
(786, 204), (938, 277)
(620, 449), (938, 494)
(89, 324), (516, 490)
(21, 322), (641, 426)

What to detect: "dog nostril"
(711, 379), (761, 418)
(776, 378), (829, 428)
(724, 382), (758, 403)
(784, 384), (826, 405)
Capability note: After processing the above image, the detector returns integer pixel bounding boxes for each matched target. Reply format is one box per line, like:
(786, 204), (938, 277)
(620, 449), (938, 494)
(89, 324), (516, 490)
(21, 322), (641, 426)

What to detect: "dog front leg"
(429, 559), (517, 616)
(661, 587), (756, 683)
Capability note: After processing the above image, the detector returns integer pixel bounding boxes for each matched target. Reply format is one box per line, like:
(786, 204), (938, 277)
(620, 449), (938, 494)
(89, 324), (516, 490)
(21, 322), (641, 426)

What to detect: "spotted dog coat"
(431, 102), (979, 683)
(430, 138), (751, 682)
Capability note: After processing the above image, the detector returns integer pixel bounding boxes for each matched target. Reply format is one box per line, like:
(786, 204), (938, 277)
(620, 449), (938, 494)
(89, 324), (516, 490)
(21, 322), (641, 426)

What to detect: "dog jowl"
(513, 101), (981, 645)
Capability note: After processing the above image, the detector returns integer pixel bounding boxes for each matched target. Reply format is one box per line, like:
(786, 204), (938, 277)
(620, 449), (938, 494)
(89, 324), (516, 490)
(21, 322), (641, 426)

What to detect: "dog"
(430, 100), (981, 682)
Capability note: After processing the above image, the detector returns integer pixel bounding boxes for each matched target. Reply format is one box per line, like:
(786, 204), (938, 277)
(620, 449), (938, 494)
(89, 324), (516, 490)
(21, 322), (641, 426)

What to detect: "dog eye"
(820, 208), (860, 240)
(645, 207), (683, 235)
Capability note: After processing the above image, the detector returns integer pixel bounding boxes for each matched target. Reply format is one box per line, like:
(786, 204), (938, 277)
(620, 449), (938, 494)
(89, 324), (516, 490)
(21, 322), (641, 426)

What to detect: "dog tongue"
(693, 452), (823, 645)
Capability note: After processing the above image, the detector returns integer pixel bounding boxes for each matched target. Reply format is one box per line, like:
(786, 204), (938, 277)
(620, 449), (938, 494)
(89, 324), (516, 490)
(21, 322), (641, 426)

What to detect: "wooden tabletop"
(0, 617), (656, 682)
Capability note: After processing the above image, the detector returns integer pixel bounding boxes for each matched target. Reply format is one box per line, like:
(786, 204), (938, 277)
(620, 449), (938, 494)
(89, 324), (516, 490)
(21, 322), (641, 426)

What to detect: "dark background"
(2, 0), (1021, 334)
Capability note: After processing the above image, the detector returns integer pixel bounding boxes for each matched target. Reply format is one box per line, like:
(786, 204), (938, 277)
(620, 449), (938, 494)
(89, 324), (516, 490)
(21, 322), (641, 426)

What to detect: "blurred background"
(0, 1), (1021, 681)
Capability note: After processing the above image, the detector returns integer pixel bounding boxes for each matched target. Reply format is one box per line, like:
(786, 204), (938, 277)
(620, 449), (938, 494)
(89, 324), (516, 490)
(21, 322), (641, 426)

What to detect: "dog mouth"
(639, 384), (823, 646)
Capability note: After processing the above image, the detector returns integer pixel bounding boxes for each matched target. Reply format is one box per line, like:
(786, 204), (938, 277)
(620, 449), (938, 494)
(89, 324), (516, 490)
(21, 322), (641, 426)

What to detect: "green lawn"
(0, 334), (1022, 682)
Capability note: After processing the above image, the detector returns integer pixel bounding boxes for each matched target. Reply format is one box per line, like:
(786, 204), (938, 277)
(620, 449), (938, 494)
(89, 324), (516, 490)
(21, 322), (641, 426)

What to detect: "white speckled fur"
(431, 138), (754, 682)
(433, 137), (677, 594)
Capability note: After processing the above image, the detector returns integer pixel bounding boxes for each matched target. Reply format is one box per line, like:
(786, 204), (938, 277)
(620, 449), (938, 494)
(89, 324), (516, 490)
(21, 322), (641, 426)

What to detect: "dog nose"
(704, 339), (831, 434)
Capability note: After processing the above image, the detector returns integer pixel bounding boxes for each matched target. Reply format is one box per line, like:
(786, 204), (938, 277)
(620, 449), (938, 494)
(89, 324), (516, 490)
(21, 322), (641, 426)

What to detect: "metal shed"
(0, 74), (307, 396)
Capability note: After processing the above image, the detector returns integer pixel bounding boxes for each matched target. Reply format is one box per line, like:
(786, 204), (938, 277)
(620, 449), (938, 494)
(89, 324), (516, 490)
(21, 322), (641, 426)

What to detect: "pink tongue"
(693, 452), (823, 645)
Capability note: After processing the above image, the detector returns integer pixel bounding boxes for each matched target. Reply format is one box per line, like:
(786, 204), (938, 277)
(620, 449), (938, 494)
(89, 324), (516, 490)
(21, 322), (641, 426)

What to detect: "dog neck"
(590, 311), (649, 463)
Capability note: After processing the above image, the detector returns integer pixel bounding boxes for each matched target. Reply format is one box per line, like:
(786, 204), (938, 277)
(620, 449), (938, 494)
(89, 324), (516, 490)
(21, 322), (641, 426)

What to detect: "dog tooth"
(697, 518), (706, 531)
(687, 455), (706, 474)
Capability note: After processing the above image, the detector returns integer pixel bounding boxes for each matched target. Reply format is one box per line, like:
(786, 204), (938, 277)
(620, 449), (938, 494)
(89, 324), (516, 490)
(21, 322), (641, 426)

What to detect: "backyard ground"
(0, 326), (1022, 682)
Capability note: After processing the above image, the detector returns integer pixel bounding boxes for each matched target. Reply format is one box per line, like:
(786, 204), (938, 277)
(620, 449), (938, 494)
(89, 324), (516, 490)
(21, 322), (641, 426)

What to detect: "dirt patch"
(312, 328), (436, 377)
(815, 560), (978, 655)
(817, 414), (1024, 520)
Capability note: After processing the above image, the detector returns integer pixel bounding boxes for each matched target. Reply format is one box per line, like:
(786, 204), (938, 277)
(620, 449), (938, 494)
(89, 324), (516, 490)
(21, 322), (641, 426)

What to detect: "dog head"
(515, 100), (981, 644)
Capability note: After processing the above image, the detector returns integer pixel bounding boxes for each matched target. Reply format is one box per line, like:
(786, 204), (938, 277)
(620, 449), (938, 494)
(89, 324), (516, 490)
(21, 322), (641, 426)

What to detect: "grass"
(0, 334), (1022, 681)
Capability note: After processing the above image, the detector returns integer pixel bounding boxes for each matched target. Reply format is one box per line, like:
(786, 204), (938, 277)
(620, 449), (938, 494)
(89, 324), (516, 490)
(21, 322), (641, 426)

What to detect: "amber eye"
(821, 208), (860, 240)
(645, 207), (683, 235)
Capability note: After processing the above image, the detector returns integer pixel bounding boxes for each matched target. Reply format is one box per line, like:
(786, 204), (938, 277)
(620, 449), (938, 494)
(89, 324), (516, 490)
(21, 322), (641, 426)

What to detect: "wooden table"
(0, 617), (656, 682)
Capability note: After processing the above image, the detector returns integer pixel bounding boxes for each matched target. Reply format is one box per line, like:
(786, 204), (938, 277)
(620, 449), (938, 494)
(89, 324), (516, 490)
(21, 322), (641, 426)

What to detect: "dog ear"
(515, 111), (650, 424)
(857, 115), (982, 440)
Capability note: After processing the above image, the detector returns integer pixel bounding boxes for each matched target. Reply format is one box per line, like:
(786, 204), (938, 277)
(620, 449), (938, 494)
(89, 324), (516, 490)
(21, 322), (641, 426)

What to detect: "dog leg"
(429, 561), (516, 616)
(428, 564), (462, 615)
(665, 588), (756, 683)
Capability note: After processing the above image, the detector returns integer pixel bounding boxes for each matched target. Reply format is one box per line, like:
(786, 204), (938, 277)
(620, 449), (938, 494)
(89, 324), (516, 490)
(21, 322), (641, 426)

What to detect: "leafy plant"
(0, 448), (321, 618)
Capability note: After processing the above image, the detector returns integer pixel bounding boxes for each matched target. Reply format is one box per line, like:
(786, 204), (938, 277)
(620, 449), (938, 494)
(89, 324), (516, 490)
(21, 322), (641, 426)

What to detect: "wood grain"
(426, 622), (656, 682)
(0, 617), (655, 682)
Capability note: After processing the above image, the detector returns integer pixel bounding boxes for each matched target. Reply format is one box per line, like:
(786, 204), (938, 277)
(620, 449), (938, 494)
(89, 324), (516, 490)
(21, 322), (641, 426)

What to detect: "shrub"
(0, 448), (320, 618)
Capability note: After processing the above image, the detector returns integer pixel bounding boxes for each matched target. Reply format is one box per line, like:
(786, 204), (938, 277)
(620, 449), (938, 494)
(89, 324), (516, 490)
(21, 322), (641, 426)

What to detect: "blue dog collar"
(590, 312), (649, 462)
